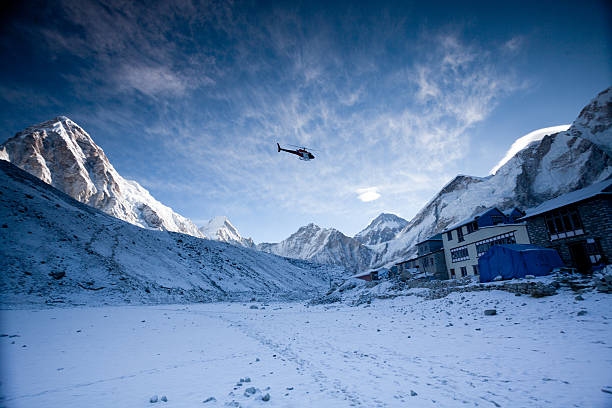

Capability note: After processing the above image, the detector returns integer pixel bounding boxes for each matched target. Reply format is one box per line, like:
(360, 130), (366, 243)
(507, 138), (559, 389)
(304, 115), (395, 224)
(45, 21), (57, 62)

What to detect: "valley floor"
(1, 290), (611, 408)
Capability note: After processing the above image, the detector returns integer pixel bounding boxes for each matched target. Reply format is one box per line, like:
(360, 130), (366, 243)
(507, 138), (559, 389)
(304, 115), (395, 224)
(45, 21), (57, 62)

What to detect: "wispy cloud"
(117, 65), (189, 97)
(3, 2), (530, 239)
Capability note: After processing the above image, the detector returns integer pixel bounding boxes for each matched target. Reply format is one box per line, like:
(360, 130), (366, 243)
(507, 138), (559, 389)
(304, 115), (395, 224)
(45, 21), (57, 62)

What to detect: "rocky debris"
(528, 283), (558, 298)
(203, 396), (216, 403)
(577, 310), (587, 316)
(602, 386), (612, 394)
(49, 271), (65, 280)
(593, 270), (612, 293)
(261, 393), (271, 402)
(239, 377), (251, 383)
(249, 305), (259, 309)
(313, 270), (594, 305)
(410, 390), (418, 396)
(244, 387), (257, 397)
(160, 396), (167, 402)
(575, 295), (585, 301)
(484, 309), (497, 316)
(150, 395), (158, 403)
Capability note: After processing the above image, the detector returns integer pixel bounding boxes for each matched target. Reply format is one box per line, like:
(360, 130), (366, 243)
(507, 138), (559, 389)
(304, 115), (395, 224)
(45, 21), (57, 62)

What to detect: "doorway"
(568, 241), (590, 273)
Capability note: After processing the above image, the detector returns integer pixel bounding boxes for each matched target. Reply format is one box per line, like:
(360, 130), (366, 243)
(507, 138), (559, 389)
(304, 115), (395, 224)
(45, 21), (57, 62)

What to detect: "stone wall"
(525, 196), (612, 268)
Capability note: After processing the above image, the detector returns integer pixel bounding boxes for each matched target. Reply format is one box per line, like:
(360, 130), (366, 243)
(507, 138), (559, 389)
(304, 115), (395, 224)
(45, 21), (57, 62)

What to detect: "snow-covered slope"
(353, 213), (409, 246)
(369, 87), (612, 268)
(199, 216), (255, 248)
(258, 224), (370, 273)
(0, 116), (204, 238)
(0, 160), (341, 306)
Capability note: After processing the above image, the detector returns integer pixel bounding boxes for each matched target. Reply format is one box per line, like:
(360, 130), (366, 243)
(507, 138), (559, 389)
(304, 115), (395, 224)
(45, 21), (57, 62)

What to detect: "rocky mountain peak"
(199, 216), (255, 248)
(1, 116), (204, 238)
(354, 213), (409, 246)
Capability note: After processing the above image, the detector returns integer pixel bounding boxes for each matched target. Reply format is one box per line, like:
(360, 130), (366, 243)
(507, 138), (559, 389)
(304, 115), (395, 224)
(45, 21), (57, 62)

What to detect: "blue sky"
(0, 0), (610, 243)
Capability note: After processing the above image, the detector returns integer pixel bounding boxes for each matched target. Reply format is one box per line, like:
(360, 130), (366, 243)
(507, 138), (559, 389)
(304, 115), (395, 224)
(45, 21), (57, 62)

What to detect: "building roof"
(395, 257), (418, 265)
(442, 207), (502, 233)
(522, 180), (612, 219)
(350, 271), (374, 279)
(415, 233), (443, 245)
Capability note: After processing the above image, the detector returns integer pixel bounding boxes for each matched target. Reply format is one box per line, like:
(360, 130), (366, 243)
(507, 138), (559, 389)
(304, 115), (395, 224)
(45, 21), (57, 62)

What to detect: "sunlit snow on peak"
(490, 125), (571, 175)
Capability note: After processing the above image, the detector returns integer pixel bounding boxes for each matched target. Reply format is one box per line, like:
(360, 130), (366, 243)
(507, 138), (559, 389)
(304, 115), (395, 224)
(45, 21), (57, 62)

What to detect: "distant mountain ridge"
(0, 116), (204, 238)
(258, 223), (372, 272)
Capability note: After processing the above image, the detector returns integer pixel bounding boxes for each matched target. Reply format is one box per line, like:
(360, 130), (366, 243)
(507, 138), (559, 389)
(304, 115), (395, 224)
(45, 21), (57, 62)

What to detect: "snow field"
(1, 289), (611, 407)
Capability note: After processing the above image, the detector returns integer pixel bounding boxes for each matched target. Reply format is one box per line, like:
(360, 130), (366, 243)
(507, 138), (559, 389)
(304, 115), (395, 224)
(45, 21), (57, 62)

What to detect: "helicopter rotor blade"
(287, 143), (319, 152)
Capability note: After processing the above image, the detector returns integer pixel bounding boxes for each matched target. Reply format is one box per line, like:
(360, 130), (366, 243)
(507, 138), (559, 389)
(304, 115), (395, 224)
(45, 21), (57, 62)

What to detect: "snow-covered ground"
(2, 289), (611, 407)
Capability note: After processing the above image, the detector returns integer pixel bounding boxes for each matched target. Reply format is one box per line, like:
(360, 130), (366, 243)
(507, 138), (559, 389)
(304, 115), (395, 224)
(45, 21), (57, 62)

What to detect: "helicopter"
(277, 143), (315, 161)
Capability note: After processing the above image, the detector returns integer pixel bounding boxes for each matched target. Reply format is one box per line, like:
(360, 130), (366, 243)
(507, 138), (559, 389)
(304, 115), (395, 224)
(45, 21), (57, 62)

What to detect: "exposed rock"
(484, 309), (497, 316)
(149, 395), (158, 403)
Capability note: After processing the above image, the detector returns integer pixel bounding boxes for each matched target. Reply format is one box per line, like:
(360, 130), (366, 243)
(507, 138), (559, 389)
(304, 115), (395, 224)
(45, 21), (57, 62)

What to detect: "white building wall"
(442, 223), (530, 279)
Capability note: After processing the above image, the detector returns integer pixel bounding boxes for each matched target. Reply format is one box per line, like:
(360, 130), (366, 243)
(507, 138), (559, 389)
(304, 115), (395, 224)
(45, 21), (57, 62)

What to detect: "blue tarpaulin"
(478, 244), (564, 283)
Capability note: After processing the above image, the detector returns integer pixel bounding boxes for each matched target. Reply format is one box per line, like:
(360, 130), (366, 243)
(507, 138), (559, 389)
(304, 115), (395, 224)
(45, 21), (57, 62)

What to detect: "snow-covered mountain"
(0, 160), (341, 305)
(258, 224), (371, 273)
(260, 88), (611, 271)
(0, 116), (204, 238)
(353, 213), (408, 246)
(368, 87), (612, 268)
(199, 216), (255, 248)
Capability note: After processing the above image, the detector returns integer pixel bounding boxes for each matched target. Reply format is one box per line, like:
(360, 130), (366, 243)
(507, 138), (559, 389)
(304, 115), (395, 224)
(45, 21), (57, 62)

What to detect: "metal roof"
(521, 180), (612, 219)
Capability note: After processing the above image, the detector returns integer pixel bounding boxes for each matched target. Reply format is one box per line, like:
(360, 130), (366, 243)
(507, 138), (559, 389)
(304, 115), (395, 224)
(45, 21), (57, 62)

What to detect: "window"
(544, 207), (584, 240)
(447, 231), (453, 241)
(450, 268), (456, 277)
(472, 265), (479, 275)
(460, 266), (467, 277)
(586, 238), (603, 264)
(466, 221), (478, 234)
(451, 246), (469, 262)
(457, 227), (465, 242)
(475, 231), (517, 257)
